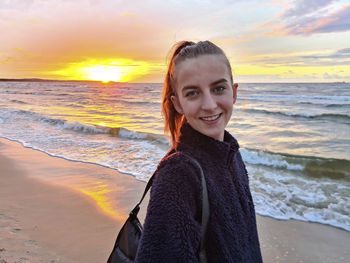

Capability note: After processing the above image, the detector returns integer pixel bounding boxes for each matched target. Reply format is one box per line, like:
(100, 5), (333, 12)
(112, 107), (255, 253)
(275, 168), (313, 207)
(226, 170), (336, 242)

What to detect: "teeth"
(201, 114), (220, 121)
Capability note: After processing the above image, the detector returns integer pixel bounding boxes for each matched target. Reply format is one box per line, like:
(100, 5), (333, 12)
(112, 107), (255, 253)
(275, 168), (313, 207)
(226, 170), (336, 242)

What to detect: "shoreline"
(1, 138), (349, 262)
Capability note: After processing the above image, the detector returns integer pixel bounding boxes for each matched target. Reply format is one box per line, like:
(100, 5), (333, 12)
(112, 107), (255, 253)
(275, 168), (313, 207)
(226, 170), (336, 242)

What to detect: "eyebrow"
(182, 78), (228, 92)
(211, 78), (228, 86)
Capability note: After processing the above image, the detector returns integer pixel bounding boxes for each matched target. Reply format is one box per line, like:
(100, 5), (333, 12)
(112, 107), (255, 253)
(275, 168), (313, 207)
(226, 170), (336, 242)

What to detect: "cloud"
(310, 5), (350, 34)
(0, 0), (34, 10)
(236, 73), (320, 83)
(323, 72), (350, 79)
(260, 0), (350, 36)
(0, 56), (14, 64)
(336, 48), (350, 54)
(301, 48), (350, 65)
(281, 0), (336, 17)
(239, 48), (350, 67)
(236, 70), (350, 83)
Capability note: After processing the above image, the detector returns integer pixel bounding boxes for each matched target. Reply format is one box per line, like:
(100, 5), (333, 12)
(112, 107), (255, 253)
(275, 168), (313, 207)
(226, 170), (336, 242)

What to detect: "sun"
(83, 65), (124, 82)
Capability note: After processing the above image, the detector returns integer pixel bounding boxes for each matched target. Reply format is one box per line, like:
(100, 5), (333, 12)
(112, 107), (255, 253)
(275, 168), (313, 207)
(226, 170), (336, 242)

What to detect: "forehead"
(175, 55), (231, 87)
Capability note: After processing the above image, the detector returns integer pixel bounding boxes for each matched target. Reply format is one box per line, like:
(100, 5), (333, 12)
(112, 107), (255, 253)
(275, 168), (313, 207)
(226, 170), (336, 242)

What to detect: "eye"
(214, 86), (226, 93)
(185, 90), (199, 98)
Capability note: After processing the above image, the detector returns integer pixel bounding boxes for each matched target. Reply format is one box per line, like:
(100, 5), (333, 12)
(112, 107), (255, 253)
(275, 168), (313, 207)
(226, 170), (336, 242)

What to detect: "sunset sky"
(1, 0), (350, 83)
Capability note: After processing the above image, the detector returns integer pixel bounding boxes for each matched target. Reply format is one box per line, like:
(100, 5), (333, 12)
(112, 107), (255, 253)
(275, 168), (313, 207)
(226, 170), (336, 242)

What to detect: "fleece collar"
(176, 123), (240, 166)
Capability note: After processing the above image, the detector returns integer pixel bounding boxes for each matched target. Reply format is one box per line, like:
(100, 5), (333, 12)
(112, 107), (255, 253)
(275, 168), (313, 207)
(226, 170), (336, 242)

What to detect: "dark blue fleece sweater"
(135, 124), (262, 263)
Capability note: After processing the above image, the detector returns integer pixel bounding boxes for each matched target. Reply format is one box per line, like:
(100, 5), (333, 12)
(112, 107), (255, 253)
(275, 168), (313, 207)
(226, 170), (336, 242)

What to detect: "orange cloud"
(0, 1), (174, 80)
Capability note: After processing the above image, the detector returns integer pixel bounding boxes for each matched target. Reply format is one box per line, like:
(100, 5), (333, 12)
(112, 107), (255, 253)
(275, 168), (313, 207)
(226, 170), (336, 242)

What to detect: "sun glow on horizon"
(46, 58), (158, 82)
(83, 65), (125, 82)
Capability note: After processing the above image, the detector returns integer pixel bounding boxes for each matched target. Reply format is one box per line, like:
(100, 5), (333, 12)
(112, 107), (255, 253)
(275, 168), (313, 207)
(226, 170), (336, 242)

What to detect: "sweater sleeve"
(135, 153), (202, 263)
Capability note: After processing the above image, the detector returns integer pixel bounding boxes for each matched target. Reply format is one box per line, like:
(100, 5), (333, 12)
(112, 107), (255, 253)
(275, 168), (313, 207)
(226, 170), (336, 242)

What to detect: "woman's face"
(171, 54), (238, 141)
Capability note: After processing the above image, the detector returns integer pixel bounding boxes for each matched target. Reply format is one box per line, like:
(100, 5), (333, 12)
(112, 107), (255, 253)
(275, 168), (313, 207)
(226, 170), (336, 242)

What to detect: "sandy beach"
(0, 137), (349, 263)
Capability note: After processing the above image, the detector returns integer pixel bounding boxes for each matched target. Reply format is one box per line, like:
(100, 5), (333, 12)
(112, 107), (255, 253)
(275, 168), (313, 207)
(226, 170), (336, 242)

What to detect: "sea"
(1, 81), (349, 231)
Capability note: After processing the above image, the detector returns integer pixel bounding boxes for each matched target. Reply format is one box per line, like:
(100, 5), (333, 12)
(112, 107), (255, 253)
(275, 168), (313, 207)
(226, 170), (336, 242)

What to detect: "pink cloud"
(259, 1), (350, 36)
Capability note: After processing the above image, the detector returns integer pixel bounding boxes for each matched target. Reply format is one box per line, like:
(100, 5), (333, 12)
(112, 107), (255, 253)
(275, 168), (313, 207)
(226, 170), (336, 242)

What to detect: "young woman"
(135, 41), (262, 262)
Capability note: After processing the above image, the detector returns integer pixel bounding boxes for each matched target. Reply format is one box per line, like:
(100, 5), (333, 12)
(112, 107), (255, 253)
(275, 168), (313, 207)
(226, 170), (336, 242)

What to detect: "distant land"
(0, 78), (102, 82)
(0, 78), (157, 84)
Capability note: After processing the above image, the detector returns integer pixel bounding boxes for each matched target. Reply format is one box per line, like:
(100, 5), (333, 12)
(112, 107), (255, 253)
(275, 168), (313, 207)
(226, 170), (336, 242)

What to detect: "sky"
(1, 0), (350, 83)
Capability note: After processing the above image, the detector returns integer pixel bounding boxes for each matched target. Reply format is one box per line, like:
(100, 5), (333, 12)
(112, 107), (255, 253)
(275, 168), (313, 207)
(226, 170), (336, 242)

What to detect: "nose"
(201, 91), (217, 111)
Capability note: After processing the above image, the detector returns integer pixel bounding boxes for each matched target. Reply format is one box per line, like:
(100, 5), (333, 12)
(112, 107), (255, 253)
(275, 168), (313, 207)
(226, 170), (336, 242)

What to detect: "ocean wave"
(325, 103), (350, 108)
(245, 94), (350, 102)
(298, 102), (350, 108)
(10, 99), (27, 104)
(122, 100), (158, 106)
(1, 108), (168, 144)
(0, 88), (54, 96)
(97, 98), (159, 107)
(250, 165), (350, 231)
(241, 148), (350, 181)
(100, 126), (168, 144)
(1, 90), (17, 94)
(241, 148), (303, 171)
(245, 108), (350, 121)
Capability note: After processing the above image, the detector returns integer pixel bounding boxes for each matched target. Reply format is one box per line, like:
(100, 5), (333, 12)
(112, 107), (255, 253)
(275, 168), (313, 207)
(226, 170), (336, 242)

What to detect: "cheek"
(219, 97), (234, 110)
(180, 100), (199, 117)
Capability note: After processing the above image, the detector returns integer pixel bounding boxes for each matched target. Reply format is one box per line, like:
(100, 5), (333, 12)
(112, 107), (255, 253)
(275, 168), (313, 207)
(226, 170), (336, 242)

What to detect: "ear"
(171, 95), (184, 114)
(232, 83), (238, 104)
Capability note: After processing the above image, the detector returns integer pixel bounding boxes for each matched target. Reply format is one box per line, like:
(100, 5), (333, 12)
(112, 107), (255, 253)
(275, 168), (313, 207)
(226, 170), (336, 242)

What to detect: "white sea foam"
(118, 128), (148, 139)
(248, 166), (350, 231)
(240, 148), (304, 171)
(61, 122), (105, 134)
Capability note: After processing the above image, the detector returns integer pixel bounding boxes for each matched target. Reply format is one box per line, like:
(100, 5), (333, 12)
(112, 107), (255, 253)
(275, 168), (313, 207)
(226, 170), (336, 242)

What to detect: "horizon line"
(0, 78), (347, 84)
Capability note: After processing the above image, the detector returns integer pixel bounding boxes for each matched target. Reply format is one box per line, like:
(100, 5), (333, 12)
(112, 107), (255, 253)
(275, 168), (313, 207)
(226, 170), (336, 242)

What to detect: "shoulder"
(159, 151), (201, 172)
(233, 149), (250, 184)
(234, 149), (247, 170)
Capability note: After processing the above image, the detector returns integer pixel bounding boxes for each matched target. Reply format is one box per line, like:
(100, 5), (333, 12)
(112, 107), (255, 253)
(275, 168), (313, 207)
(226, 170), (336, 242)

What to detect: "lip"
(200, 113), (222, 124)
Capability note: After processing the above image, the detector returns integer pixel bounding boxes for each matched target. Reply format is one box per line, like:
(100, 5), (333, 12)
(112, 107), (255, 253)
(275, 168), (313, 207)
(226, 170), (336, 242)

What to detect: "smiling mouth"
(200, 113), (221, 121)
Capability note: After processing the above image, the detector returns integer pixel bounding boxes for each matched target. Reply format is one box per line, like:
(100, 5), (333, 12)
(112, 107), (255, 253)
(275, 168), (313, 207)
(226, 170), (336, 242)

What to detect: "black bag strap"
(129, 171), (156, 219)
(189, 157), (209, 263)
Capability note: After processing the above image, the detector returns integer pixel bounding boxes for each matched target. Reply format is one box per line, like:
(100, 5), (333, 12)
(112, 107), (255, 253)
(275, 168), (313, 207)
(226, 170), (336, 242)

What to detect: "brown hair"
(161, 40), (233, 146)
